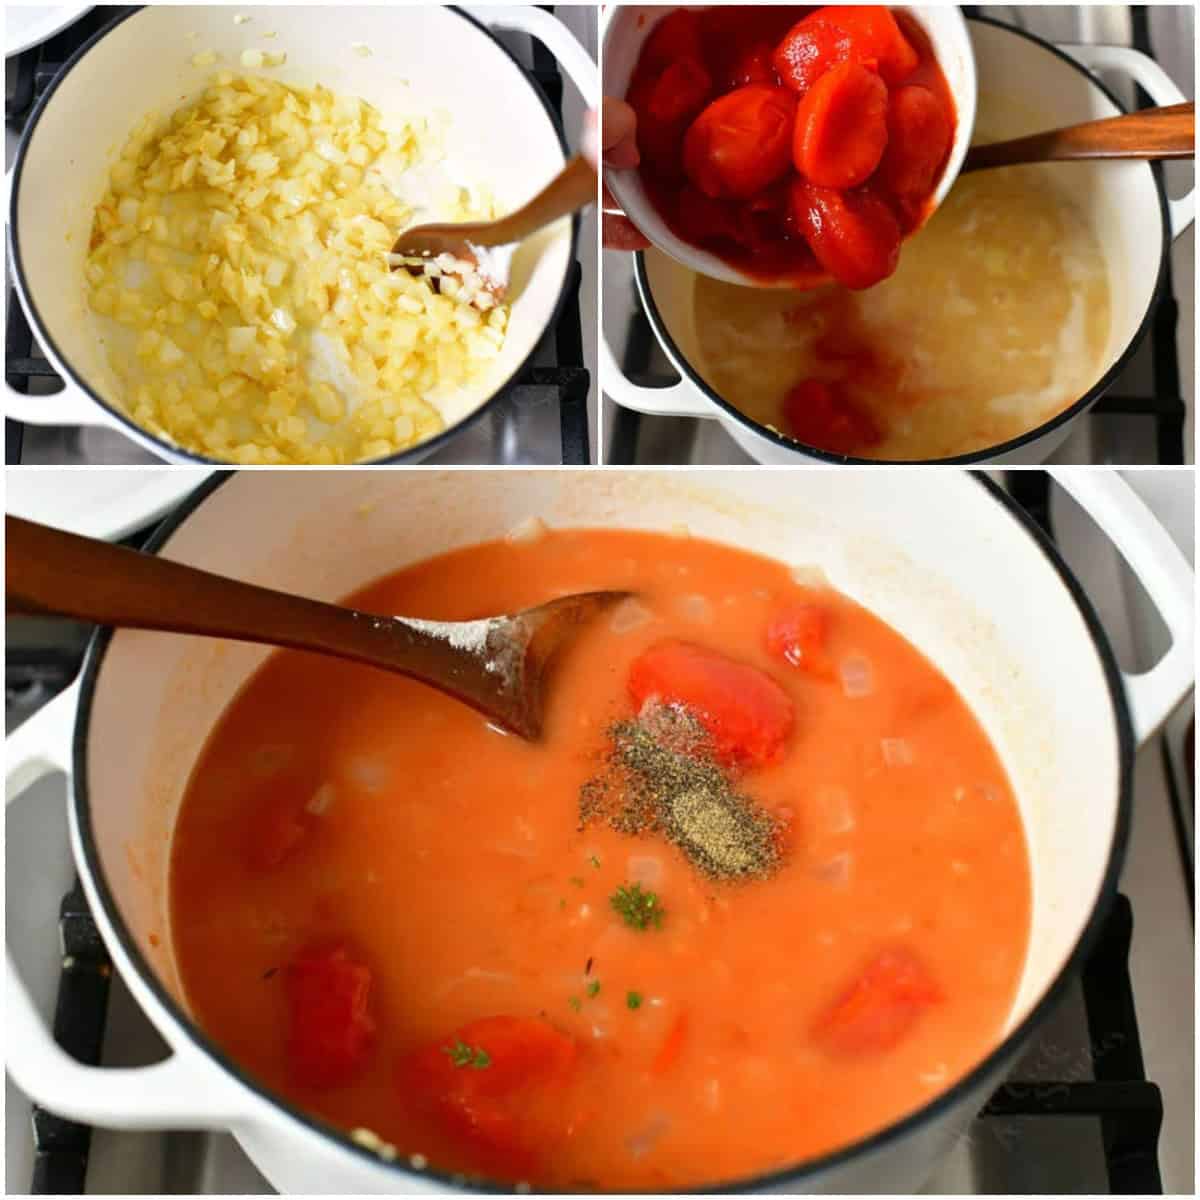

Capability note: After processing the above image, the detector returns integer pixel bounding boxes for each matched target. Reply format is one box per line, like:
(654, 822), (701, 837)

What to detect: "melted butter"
(692, 164), (1111, 459)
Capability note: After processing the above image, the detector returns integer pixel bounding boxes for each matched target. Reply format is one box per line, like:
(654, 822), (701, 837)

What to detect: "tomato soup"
(170, 529), (1031, 1190)
(626, 6), (956, 289)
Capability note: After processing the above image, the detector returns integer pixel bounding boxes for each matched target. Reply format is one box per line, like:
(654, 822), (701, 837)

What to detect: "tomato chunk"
(790, 179), (901, 290)
(683, 85), (796, 201)
(628, 640), (795, 767)
(285, 943), (376, 1089)
(775, 6), (917, 95)
(813, 948), (942, 1056)
(793, 62), (889, 190)
(774, 14), (851, 96)
(396, 1016), (578, 1180)
(641, 8), (705, 75)
(646, 56), (713, 127)
(781, 378), (882, 456)
(248, 792), (308, 870)
(766, 601), (834, 679)
(878, 84), (953, 216)
(724, 40), (777, 90)
(819, 6), (919, 84)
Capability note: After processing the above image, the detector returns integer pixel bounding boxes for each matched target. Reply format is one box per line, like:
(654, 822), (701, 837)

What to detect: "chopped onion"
(677, 593), (713, 624)
(505, 515), (547, 545)
(627, 854), (663, 888)
(434, 967), (515, 999)
(704, 1078), (722, 1112)
(816, 786), (855, 835)
(345, 756), (388, 794)
(610, 597), (653, 635)
(811, 852), (852, 886)
(626, 1115), (671, 1160)
(790, 564), (829, 590)
(881, 737), (915, 767)
(839, 655), (874, 699)
(306, 782), (335, 816)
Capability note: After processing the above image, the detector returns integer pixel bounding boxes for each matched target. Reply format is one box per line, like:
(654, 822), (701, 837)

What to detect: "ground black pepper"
(580, 704), (782, 881)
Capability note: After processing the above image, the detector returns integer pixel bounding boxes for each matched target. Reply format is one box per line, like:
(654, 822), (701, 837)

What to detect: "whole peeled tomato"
(793, 61), (889, 190)
(878, 84), (954, 215)
(683, 85), (797, 201)
(790, 179), (901, 290)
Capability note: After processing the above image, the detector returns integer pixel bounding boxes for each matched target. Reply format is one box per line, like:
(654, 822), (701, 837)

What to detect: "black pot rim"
(632, 15), (1173, 467)
(70, 469), (1135, 1193)
(7, 4), (580, 467)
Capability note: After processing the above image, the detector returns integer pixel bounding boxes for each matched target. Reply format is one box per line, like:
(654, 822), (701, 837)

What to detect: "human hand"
(597, 98), (650, 251)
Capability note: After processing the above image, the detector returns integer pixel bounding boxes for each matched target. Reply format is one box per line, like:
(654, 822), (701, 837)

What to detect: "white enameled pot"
(601, 5), (976, 288)
(4, 5), (596, 464)
(602, 19), (1196, 465)
(6, 469), (1194, 1194)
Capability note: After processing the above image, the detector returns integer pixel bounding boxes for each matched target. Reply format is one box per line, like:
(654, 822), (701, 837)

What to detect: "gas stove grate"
(4, 6), (590, 466)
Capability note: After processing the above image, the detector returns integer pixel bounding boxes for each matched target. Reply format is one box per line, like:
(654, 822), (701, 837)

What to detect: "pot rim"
(631, 15), (1173, 467)
(70, 469), (1134, 1194)
(7, 4), (580, 468)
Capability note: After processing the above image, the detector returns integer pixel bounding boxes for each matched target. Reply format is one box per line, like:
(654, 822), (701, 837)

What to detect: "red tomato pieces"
(790, 179), (901, 290)
(641, 8), (704, 75)
(396, 1016), (578, 1180)
(725, 40), (777, 89)
(878, 84), (953, 214)
(773, 14), (851, 97)
(818, 6), (919, 84)
(765, 601), (834, 679)
(646, 57), (713, 127)
(793, 62), (889, 189)
(683, 85), (797, 201)
(285, 943), (376, 1089)
(813, 948), (942, 1056)
(628, 640), (795, 767)
(629, 4), (953, 285)
(781, 378), (882, 455)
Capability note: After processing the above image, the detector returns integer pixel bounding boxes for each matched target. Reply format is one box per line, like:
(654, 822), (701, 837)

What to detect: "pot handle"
(5, 165), (115, 428)
(5, 686), (250, 1128)
(1058, 43), (1195, 239)
(465, 6), (597, 106)
(1050, 469), (1195, 746)
(600, 328), (714, 418)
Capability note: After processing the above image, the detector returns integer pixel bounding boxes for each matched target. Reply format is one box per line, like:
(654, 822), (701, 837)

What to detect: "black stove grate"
(4, 6), (590, 466)
(14, 475), (1166, 1195)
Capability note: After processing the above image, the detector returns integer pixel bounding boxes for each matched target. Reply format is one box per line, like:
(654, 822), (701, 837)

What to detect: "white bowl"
(601, 4), (977, 287)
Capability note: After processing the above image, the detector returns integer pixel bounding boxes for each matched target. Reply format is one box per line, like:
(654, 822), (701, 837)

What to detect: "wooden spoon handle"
(397, 154), (597, 255)
(964, 102), (1194, 173)
(4, 515), (450, 679)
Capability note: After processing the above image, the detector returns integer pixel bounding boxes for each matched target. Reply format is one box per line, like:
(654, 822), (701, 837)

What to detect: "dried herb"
(580, 704), (782, 882)
(443, 1040), (491, 1069)
(568, 995), (582, 1012)
(626, 991), (643, 1010)
(586, 979), (601, 998)
(611, 882), (665, 930)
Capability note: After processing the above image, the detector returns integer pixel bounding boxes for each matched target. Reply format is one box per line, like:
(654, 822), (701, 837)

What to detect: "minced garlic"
(86, 74), (509, 463)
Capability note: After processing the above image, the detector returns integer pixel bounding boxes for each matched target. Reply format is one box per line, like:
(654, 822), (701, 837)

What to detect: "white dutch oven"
(4, 5), (596, 464)
(602, 19), (1196, 465)
(602, 5), (977, 287)
(5, 469), (1194, 1193)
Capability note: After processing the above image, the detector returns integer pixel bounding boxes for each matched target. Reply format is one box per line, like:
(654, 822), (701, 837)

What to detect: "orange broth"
(170, 528), (1031, 1190)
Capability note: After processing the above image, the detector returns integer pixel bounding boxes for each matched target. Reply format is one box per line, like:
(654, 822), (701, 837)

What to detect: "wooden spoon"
(963, 102), (1194, 173)
(6, 516), (629, 740)
(390, 154), (597, 295)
